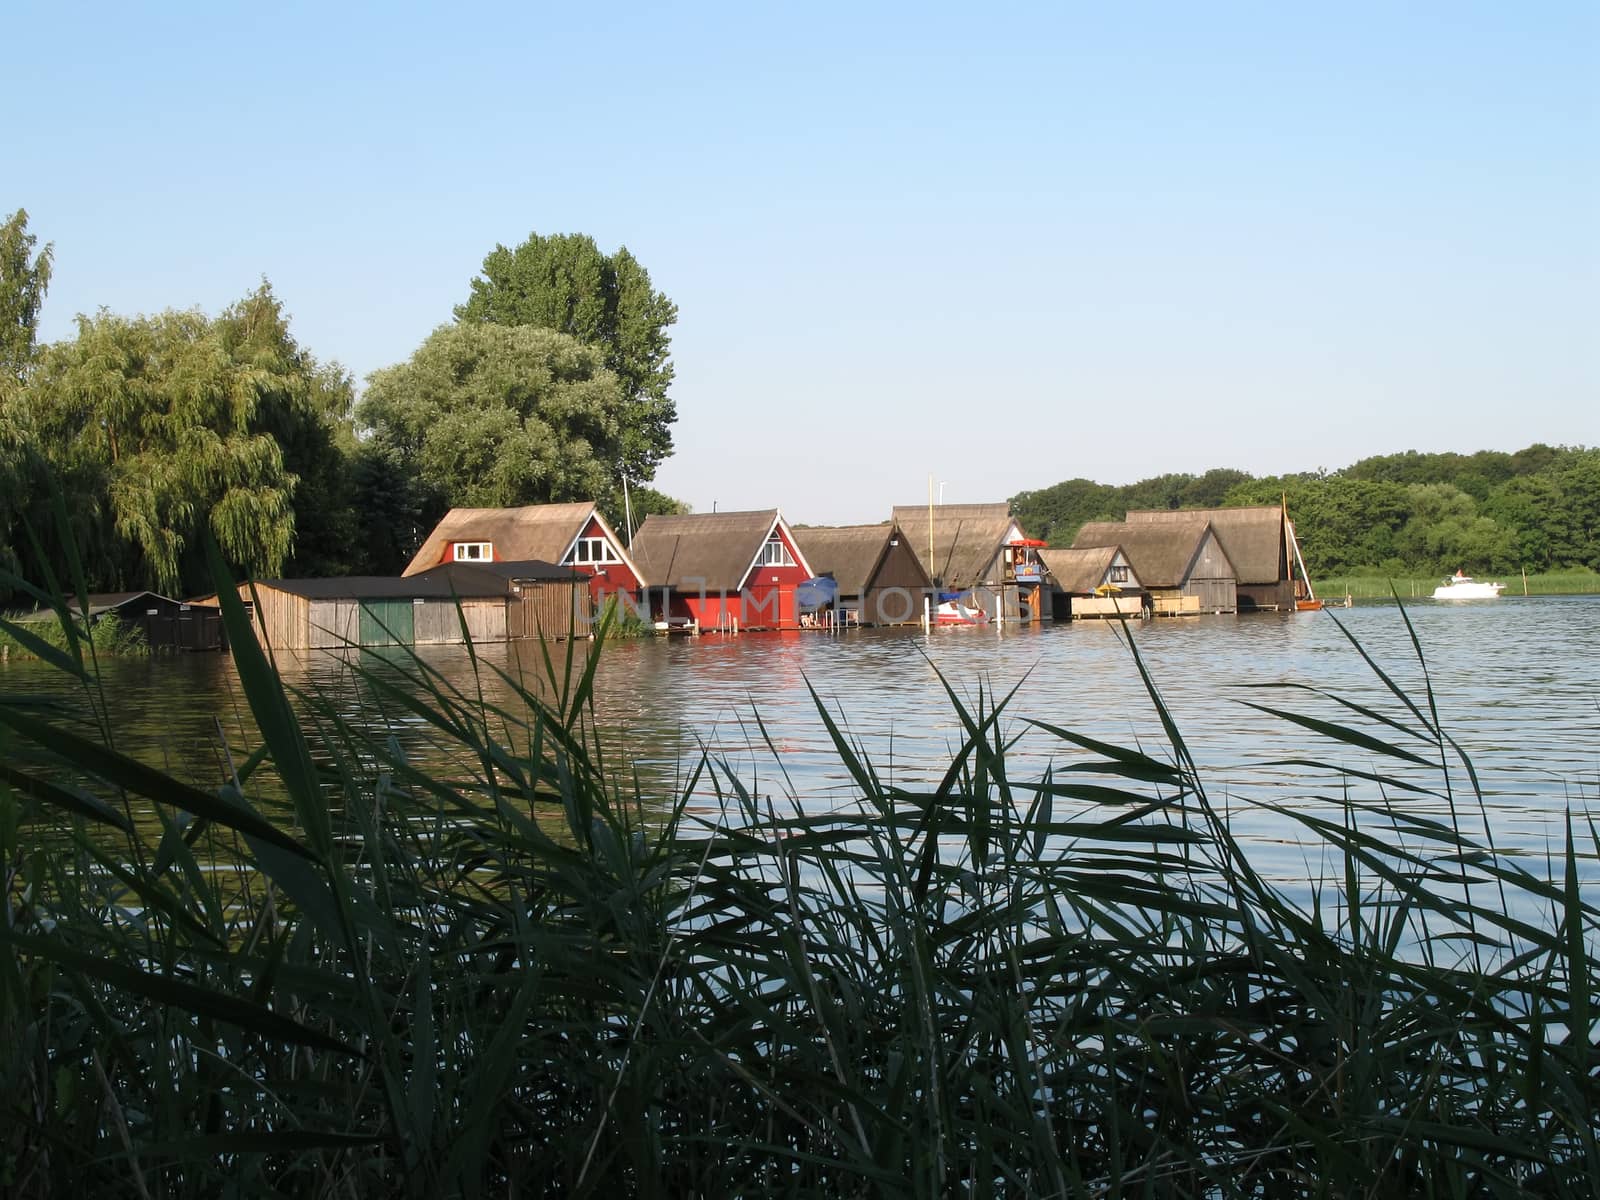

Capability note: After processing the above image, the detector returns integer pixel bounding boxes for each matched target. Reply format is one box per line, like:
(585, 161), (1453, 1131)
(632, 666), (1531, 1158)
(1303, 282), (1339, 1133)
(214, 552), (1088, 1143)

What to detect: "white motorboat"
(1431, 570), (1505, 600)
(935, 593), (989, 626)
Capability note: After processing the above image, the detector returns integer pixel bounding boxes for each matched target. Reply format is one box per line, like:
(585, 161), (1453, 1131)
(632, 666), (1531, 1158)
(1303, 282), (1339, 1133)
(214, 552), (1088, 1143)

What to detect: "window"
(1109, 565), (1129, 584)
(568, 536), (621, 565)
(453, 542), (492, 562)
(757, 537), (796, 567)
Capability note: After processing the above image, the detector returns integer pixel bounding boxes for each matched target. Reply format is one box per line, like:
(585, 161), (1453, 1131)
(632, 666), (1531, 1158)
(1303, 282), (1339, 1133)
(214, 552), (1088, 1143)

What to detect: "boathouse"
(630, 510), (813, 631)
(1125, 505), (1294, 611)
(793, 522), (933, 626)
(19, 591), (225, 652)
(888, 503), (1044, 621)
(403, 501), (646, 607)
(1072, 519), (1238, 615)
(232, 561), (585, 650)
(1037, 546), (1146, 621)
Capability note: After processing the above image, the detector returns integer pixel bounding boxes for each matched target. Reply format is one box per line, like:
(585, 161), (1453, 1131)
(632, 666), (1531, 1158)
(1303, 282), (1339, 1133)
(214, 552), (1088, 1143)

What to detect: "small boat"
(1431, 570), (1505, 600)
(935, 592), (989, 626)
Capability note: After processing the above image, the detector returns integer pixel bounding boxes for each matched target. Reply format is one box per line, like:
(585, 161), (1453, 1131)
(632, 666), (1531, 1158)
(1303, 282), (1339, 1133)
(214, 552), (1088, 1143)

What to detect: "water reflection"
(5, 597), (1596, 892)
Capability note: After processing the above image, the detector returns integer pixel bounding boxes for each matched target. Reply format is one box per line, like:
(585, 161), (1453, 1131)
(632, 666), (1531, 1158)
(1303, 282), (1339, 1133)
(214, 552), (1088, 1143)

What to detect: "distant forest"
(1010, 445), (1600, 577)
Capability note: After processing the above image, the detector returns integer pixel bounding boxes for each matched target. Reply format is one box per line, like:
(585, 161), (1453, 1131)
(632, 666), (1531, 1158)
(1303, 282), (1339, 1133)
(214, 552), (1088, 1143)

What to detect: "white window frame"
(568, 536), (621, 566)
(757, 537), (796, 568)
(453, 541), (492, 562)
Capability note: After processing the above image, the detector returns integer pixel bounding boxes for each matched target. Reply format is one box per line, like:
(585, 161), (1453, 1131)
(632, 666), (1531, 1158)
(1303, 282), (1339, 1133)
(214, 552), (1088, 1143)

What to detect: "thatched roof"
(793, 523), (905, 594)
(631, 510), (809, 592)
(888, 503), (1018, 588)
(403, 502), (641, 581)
(1038, 546), (1125, 595)
(1073, 519), (1225, 587)
(1125, 505), (1285, 584)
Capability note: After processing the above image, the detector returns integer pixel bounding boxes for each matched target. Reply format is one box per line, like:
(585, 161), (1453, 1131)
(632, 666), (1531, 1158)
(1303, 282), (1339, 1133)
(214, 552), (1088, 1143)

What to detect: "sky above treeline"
(13, 1), (1597, 524)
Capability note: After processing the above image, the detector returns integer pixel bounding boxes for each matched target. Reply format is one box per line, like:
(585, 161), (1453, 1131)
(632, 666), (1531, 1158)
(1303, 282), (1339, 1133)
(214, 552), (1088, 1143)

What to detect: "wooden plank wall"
(309, 600), (357, 649)
(516, 581), (591, 640)
(247, 586), (311, 650)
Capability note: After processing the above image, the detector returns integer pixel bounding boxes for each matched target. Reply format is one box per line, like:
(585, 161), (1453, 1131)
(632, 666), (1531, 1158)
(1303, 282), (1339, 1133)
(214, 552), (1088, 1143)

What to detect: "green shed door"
(358, 599), (415, 646)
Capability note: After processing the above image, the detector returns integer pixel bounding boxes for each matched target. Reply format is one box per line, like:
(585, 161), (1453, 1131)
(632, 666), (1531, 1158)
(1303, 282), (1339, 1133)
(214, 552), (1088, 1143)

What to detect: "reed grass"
(1, 531), (1595, 1197)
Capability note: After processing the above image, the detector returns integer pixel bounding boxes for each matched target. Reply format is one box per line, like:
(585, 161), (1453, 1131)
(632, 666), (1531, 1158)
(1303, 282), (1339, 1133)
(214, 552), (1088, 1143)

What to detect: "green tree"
(21, 284), (351, 594)
(358, 323), (632, 537)
(1, 208), (53, 387)
(1010, 478), (1122, 544)
(455, 232), (677, 484)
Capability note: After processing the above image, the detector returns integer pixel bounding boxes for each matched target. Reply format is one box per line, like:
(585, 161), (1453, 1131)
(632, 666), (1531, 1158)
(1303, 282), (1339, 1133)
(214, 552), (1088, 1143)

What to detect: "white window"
(757, 537), (795, 567)
(567, 536), (621, 565)
(453, 542), (492, 562)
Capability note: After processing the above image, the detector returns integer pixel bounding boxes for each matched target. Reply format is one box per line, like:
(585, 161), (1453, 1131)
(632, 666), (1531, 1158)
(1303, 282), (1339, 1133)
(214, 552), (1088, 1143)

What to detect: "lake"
(5, 595), (1597, 893)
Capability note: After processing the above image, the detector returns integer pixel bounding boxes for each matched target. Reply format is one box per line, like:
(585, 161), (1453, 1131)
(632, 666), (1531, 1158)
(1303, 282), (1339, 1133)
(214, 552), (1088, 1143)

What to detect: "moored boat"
(935, 592), (989, 626)
(1431, 570), (1505, 600)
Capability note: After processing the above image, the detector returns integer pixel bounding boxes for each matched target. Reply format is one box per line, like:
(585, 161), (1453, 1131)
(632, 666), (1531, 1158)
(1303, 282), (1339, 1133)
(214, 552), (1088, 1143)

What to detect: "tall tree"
(1, 208), (53, 387)
(358, 323), (631, 535)
(21, 283), (353, 594)
(455, 232), (677, 484)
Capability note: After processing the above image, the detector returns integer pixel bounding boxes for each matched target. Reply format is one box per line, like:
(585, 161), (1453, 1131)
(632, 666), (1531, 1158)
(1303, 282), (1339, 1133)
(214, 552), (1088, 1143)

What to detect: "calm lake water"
(6, 596), (1597, 892)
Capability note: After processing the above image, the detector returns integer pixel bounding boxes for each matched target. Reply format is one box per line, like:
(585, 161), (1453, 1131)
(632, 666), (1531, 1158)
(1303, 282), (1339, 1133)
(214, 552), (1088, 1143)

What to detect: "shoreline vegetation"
(0, 545), (1595, 1196)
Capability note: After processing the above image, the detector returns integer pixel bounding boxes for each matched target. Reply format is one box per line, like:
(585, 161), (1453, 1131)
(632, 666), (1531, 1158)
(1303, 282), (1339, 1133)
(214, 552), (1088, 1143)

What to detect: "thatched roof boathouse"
(1037, 546), (1146, 621)
(793, 522), (933, 627)
(1072, 519), (1238, 615)
(1125, 505), (1293, 611)
(630, 510), (813, 632)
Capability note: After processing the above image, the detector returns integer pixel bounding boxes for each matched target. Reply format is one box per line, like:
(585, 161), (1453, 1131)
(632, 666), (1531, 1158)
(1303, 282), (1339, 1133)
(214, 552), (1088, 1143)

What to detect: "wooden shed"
(1037, 546), (1146, 621)
(793, 522), (933, 626)
(230, 560), (570, 651)
(410, 560), (593, 640)
(23, 591), (225, 652)
(1072, 519), (1239, 615)
(1125, 506), (1294, 611)
(630, 510), (813, 632)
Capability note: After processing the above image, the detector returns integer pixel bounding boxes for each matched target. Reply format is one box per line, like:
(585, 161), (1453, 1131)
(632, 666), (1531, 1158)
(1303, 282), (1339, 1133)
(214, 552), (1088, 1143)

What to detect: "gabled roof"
(1073, 519), (1232, 587)
(1125, 505), (1285, 584)
(794, 523), (926, 595)
(17, 591), (181, 622)
(888, 503), (1019, 589)
(402, 502), (644, 582)
(631, 510), (810, 592)
(1038, 546), (1137, 595)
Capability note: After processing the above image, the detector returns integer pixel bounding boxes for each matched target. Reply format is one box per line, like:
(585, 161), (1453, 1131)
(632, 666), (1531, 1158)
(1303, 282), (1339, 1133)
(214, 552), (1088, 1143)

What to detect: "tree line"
(0, 209), (685, 602)
(1012, 445), (1600, 577)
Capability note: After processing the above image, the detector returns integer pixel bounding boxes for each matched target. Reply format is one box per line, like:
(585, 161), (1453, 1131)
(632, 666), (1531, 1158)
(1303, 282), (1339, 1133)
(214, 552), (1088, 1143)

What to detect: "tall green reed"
(1, 523), (1595, 1197)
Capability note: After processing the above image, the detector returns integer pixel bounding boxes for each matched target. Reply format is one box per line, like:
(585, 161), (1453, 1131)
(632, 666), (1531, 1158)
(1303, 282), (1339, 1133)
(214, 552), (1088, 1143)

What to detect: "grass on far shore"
(1317, 567), (1600, 601)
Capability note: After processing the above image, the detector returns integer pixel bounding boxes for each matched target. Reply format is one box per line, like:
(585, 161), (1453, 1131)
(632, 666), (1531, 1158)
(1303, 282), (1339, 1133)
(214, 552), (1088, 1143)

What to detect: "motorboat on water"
(1431, 570), (1505, 600)
(935, 593), (989, 626)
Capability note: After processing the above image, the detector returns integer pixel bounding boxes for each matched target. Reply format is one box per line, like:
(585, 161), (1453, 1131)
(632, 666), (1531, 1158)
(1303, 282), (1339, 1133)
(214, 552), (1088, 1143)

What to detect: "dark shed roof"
(1125, 506), (1285, 584)
(247, 568), (516, 601)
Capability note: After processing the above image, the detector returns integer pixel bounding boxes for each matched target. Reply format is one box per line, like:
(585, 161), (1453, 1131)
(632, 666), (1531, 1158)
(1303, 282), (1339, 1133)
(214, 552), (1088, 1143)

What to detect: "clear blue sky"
(13, 1), (1597, 523)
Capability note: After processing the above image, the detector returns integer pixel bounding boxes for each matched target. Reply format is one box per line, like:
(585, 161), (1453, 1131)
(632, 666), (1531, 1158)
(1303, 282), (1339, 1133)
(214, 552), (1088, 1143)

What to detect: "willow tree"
(22, 284), (348, 594)
(358, 322), (630, 532)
